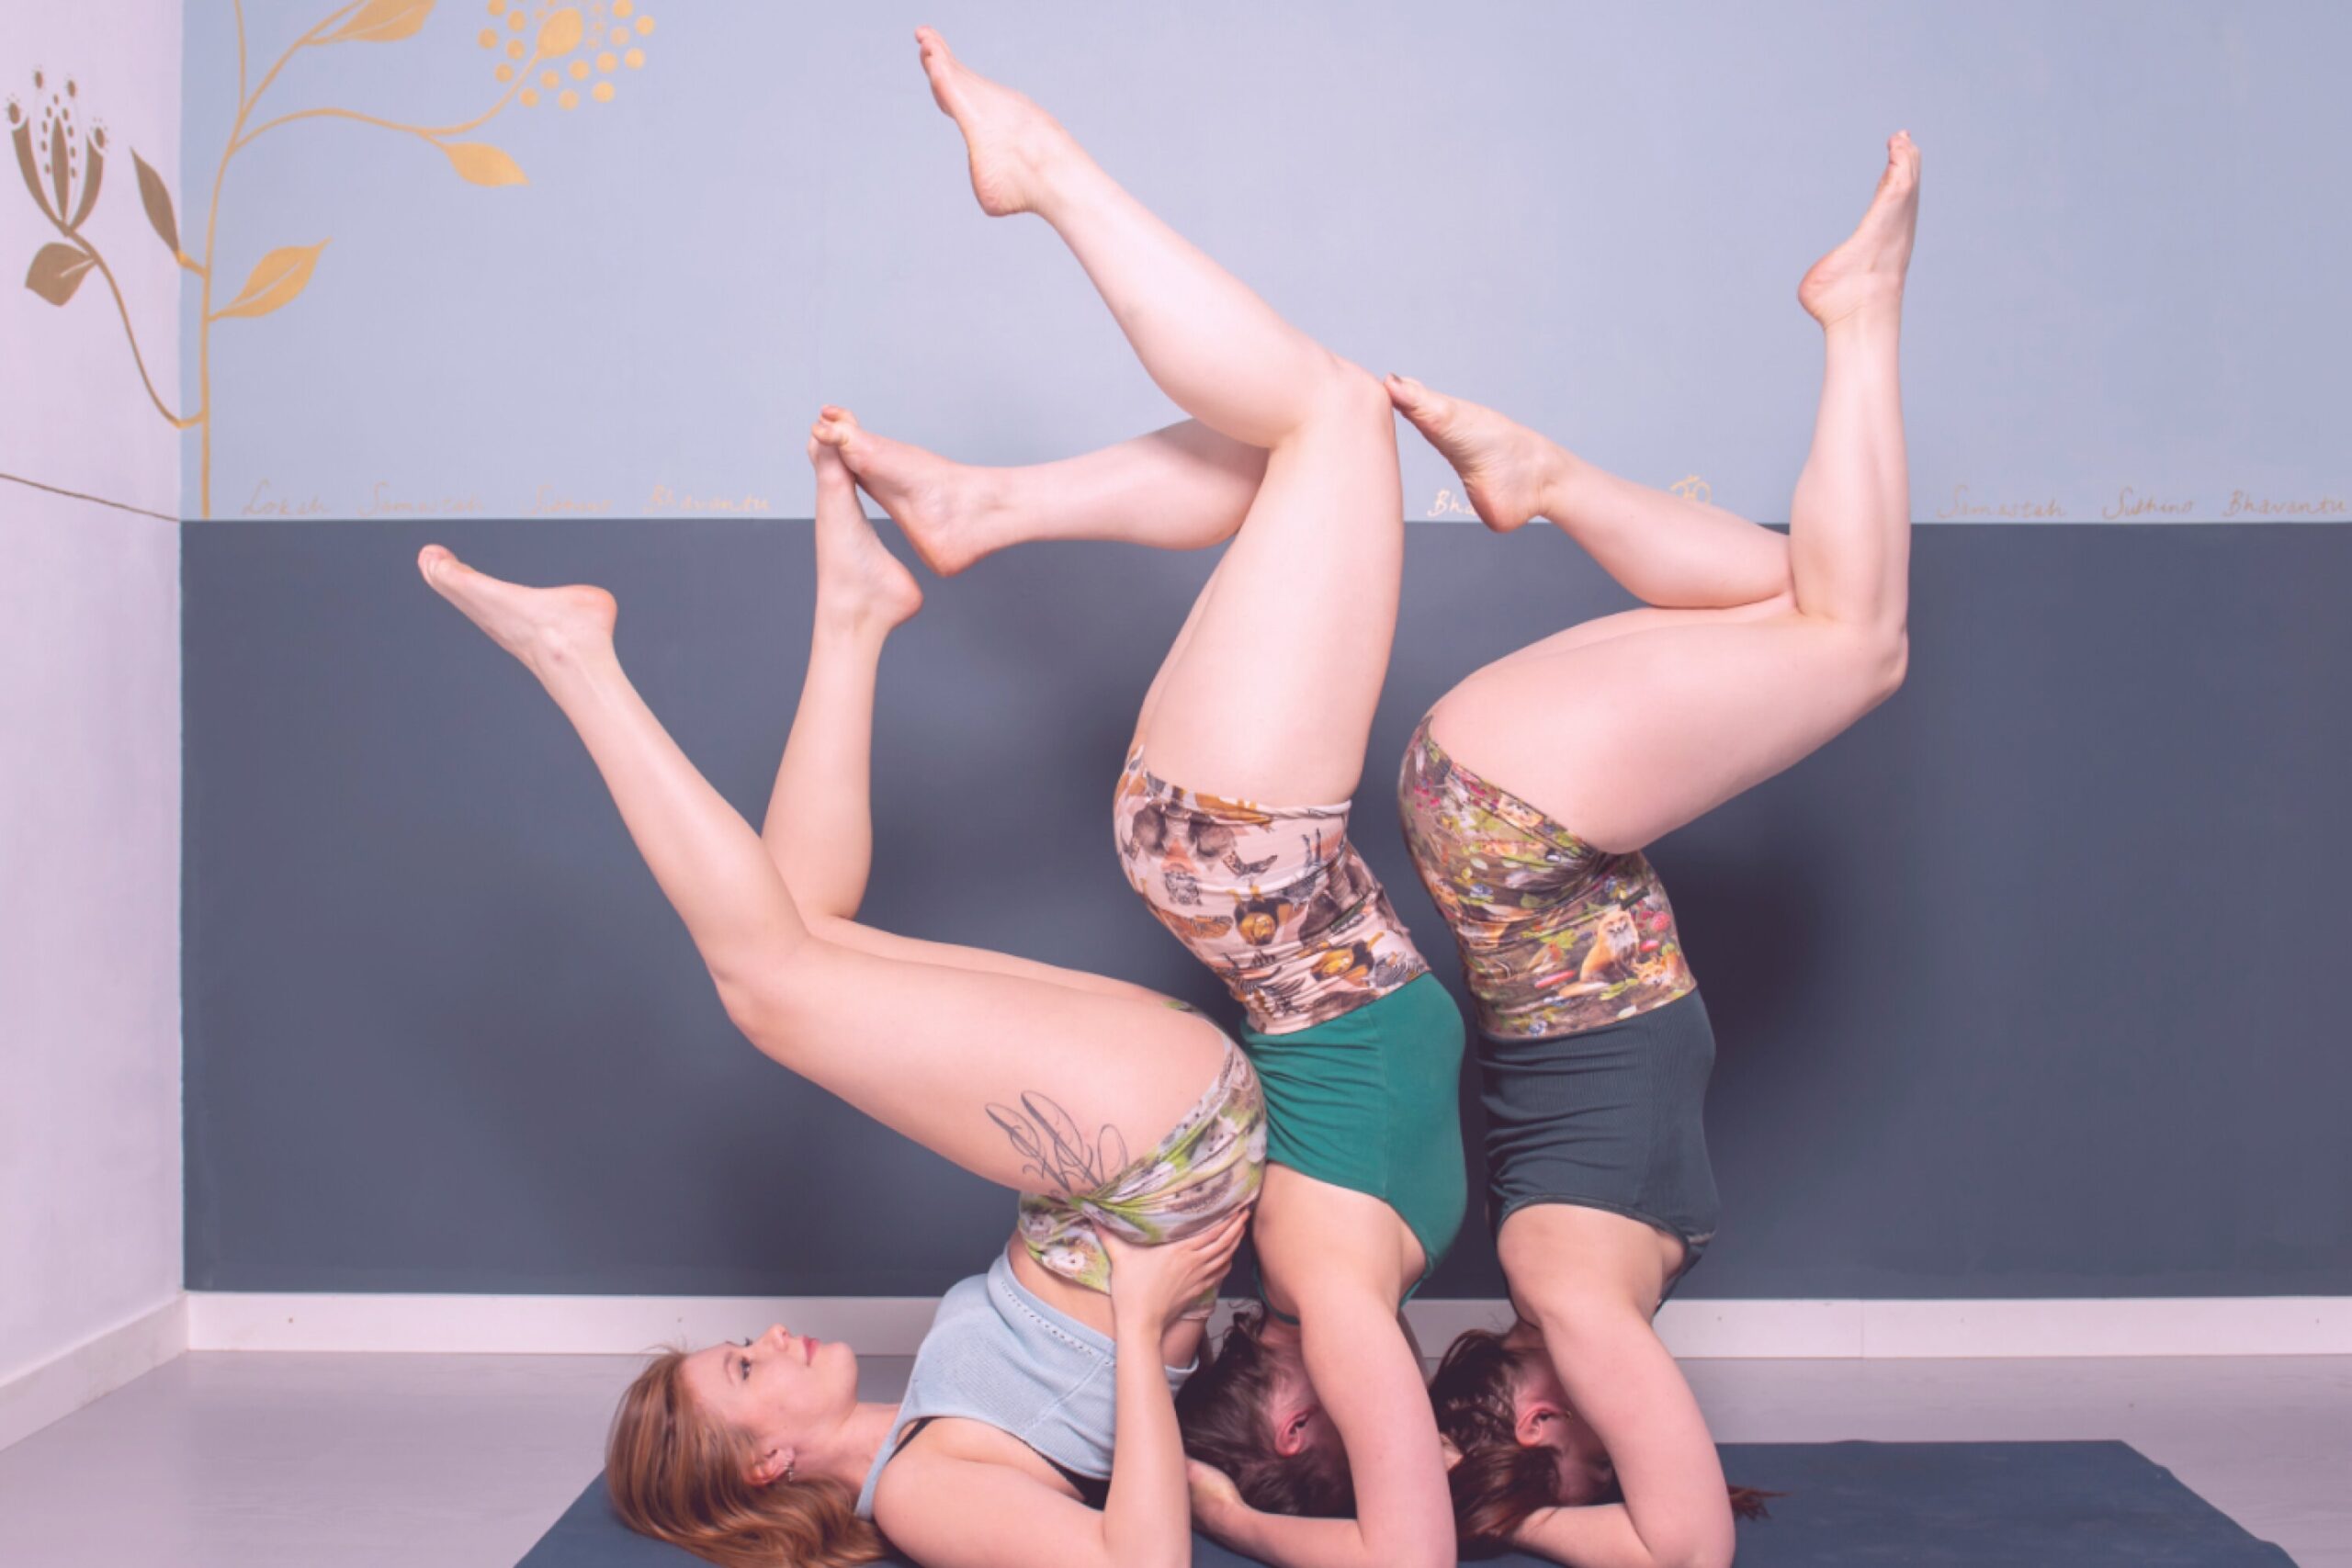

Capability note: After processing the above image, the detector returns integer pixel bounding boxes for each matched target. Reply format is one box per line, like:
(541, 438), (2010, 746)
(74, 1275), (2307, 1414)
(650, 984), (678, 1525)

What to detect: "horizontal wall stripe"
(182, 1294), (2352, 1361)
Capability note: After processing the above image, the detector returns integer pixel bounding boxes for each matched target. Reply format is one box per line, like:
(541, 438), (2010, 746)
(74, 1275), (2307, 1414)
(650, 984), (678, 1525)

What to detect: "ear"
(1514, 1402), (1555, 1449)
(747, 1446), (795, 1487)
(1272, 1406), (1316, 1458)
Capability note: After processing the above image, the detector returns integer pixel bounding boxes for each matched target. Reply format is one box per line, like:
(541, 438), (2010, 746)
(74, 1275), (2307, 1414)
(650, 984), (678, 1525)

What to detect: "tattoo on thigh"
(987, 1093), (1129, 1196)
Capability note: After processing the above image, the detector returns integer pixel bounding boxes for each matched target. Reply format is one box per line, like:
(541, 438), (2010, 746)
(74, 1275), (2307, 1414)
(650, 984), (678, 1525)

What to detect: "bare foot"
(1385, 376), (1561, 534)
(807, 424), (923, 631)
(416, 545), (616, 677)
(812, 406), (998, 576)
(914, 26), (1079, 218)
(1799, 131), (1921, 326)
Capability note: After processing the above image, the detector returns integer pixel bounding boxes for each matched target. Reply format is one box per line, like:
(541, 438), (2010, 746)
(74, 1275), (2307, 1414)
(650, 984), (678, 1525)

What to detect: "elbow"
(1112, 1534), (1193, 1568)
(1392, 1517), (1460, 1568)
(1651, 1514), (1737, 1568)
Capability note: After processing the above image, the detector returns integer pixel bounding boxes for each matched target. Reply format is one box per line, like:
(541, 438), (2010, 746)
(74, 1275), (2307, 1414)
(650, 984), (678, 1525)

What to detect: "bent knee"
(708, 935), (829, 1046)
(1301, 352), (1394, 429)
(1815, 618), (1907, 711)
(1862, 625), (1909, 706)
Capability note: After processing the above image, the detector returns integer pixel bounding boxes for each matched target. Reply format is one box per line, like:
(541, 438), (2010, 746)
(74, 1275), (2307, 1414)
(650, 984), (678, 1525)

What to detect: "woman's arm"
(881, 1214), (1249, 1568)
(1510, 1502), (1660, 1568)
(1521, 1300), (1734, 1568)
(1194, 1197), (1455, 1568)
(1096, 1214), (1248, 1568)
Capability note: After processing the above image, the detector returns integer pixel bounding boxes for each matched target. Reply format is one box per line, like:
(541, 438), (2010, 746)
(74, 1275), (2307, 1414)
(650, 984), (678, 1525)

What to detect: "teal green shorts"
(1241, 973), (1468, 1291)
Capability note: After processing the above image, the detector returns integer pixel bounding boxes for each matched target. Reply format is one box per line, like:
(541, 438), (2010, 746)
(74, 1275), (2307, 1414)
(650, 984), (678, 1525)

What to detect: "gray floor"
(0, 1353), (2345, 1567)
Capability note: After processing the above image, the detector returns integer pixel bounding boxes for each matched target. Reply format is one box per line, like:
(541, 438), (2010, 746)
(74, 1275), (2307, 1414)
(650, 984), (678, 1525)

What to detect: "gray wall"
(183, 521), (2352, 1299)
(180, 1), (2352, 519)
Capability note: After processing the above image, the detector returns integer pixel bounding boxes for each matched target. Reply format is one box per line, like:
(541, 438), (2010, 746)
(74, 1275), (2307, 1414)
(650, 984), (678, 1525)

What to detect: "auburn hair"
(1173, 1306), (1354, 1517)
(1430, 1329), (1775, 1555)
(605, 1348), (886, 1568)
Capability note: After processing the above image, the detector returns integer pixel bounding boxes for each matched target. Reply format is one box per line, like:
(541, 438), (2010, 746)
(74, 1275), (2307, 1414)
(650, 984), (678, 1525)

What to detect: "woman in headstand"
(1391, 136), (1923, 1568)
(813, 29), (1464, 1568)
(417, 431), (1263, 1568)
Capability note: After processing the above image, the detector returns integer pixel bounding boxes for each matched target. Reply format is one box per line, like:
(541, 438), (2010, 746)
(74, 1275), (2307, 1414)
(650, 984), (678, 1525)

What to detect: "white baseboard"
(183, 1292), (2352, 1359)
(0, 1296), (188, 1452)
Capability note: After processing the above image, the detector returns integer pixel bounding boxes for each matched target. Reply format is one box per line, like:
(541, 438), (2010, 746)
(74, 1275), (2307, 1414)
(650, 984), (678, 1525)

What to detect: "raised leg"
(918, 28), (1400, 804)
(758, 433), (926, 920)
(1386, 377), (1792, 611)
(817, 412), (1267, 576)
(1429, 134), (1922, 852)
(765, 434), (1172, 999)
(415, 526), (1227, 1195)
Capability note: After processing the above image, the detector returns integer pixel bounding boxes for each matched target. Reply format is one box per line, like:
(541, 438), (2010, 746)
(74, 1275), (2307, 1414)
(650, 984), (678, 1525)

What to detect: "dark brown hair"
(1430, 1329), (1775, 1554)
(605, 1348), (886, 1568)
(1174, 1306), (1355, 1517)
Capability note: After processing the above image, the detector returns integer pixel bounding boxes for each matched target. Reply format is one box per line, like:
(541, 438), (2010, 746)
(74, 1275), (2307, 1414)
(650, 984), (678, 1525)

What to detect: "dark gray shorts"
(1479, 987), (1720, 1294)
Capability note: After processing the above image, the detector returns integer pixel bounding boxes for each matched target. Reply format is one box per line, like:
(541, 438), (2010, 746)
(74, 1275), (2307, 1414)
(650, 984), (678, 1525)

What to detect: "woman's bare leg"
(818, 412), (1267, 576)
(763, 436), (1175, 1000)
(1430, 133), (1921, 852)
(1386, 377), (1792, 611)
(918, 29), (1399, 804)
(415, 530), (1226, 1193)
(759, 436), (926, 920)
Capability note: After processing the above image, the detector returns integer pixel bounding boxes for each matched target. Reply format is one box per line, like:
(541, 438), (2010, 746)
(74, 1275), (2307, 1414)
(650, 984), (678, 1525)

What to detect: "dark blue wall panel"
(183, 522), (2352, 1297)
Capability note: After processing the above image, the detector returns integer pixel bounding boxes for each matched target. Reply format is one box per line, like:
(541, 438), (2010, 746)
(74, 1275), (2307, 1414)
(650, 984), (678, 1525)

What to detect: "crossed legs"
(1403, 133), (1921, 853)
(413, 439), (1229, 1198)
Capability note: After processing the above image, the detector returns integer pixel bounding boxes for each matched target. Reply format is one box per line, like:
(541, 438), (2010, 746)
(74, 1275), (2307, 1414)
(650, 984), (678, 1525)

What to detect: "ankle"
(1536, 444), (1590, 525)
(813, 604), (898, 646)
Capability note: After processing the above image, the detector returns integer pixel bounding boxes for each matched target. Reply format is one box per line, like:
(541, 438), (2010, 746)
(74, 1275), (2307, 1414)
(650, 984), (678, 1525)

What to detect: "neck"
(808, 1401), (902, 1491)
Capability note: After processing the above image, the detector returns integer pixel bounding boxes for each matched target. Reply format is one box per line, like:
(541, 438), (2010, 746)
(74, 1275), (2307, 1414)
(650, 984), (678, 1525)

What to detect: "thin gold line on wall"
(0, 469), (178, 523)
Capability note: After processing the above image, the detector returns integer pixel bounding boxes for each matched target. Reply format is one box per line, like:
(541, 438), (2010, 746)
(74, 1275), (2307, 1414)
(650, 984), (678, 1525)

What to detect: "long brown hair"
(1430, 1329), (1775, 1555)
(605, 1349), (886, 1568)
(1173, 1306), (1354, 1517)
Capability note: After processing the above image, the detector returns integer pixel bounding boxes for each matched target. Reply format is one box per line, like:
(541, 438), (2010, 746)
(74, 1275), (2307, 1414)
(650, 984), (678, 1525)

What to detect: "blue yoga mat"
(517, 1440), (2293, 1566)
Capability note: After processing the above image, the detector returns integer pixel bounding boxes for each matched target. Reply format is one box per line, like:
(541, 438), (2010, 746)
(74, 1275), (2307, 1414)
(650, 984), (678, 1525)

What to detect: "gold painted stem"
(198, 2), (357, 516)
(77, 234), (196, 428)
(234, 70), (528, 154)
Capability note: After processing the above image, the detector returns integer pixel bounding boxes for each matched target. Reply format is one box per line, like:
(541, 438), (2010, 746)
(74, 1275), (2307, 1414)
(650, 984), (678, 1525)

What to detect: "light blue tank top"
(854, 1247), (1194, 1518)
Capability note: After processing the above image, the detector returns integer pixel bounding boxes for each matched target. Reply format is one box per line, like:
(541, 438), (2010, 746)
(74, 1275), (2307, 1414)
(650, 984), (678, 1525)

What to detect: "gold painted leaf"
(25, 242), (95, 305)
(132, 149), (179, 253)
(536, 6), (584, 58)
(219, 242), (328, 320)
(441, 141), (526, 187)
(325, 0), (436, 43)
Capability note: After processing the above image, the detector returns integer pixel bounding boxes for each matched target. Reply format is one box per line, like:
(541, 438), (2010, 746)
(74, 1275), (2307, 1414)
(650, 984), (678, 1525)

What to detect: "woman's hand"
(1102, 1207), (1252, 1337)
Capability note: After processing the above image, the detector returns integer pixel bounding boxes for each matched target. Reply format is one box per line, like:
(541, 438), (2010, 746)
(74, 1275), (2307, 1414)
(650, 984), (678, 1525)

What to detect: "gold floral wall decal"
(10, 70), (189, 430)
(8, 1), (658, 517)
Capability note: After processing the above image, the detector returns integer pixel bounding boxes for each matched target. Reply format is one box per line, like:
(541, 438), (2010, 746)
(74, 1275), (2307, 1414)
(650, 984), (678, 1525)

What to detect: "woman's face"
(1512, 1360), (1615, 1506)
(679, 1324), (860, 1483)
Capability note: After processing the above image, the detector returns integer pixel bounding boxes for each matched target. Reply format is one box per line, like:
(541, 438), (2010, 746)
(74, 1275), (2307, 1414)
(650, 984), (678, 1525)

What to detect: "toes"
(811, 410), (861, 458)
(1387, 376), (1451, 430)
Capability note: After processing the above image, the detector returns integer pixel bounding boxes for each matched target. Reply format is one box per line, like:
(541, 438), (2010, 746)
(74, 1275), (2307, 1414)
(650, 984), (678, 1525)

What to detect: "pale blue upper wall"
(179, 1), (2352, 522)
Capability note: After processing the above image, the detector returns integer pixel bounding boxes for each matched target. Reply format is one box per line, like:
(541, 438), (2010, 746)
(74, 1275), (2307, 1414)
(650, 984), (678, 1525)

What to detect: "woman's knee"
(708, 931), (831, 1043)
(1300, 352), (1393, 431)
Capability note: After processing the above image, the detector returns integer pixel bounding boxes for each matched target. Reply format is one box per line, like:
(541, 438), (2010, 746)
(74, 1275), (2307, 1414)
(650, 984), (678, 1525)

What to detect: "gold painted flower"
(10, 70), (106, 235)
(480, 0), (652, 109)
